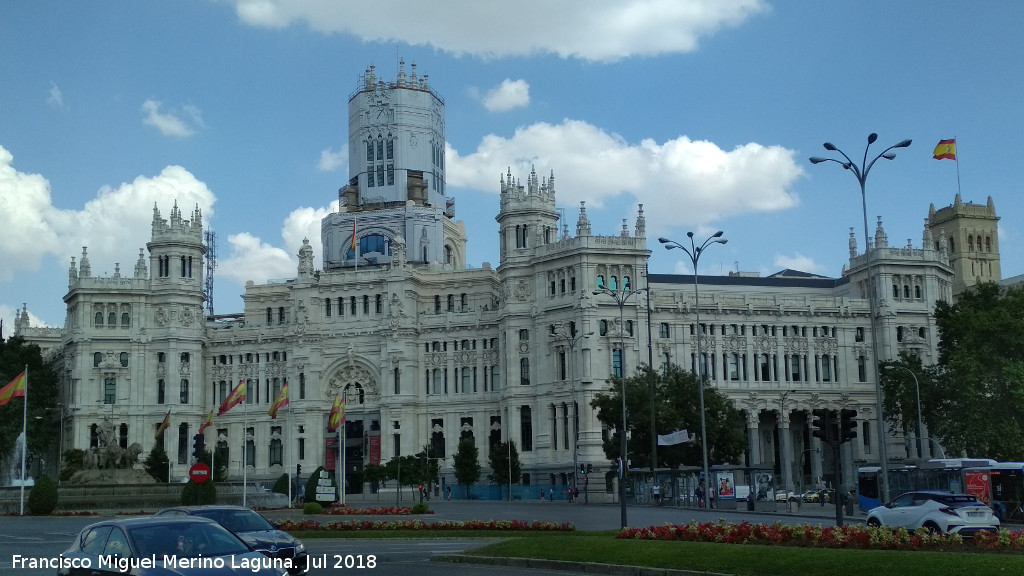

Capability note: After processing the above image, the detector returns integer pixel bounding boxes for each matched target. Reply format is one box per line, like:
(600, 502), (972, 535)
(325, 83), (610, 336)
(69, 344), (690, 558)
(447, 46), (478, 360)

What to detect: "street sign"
(189, 462), (211, 484)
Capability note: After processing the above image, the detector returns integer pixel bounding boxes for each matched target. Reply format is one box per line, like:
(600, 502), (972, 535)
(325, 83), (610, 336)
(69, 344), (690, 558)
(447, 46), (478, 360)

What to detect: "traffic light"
(811, 408), (830, 443)
(579, 463), (586, 476)
(192, 433), (205, 461)
(296, 463), (302, 477)
(586, 463), (592, 474)
(840, 408), (858, 443)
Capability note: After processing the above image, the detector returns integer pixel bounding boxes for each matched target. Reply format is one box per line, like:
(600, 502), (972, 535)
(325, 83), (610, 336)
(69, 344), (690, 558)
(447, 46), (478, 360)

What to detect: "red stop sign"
(189, 462), (211, 483)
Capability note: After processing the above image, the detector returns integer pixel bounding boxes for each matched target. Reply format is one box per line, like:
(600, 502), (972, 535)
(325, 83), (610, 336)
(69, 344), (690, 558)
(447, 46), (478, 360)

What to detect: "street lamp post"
(593, 286), (647, 528)
(810, 133), (911, 504)
(550, 324), (593, 503)
(645, 262), (657, 478)
(658, 232), (728, 509)
(883, 365), (924, 459)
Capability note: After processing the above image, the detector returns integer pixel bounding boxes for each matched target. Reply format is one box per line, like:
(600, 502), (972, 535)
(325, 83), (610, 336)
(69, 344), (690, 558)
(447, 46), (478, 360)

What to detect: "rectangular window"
(158, 379), (165, 404)
(727, 354), (740, 381)
(104, 377), (116, 404)
(790, 355), (801, 381)
(520, 358), (530, 385)
(659, 322), (670, 338)
(376, 294), (383, 314)
(298, 437), (305, 460)
(612, 349), (623, 378)
(180, 379), (189, 404)
(366, 165), (375, 187)
(299, 373), (306, 400)
(821, 355), (832, 381)
(394, 367), (400, 395)
(858, 356), (867, 382)
(393, 434), (400, 458)
(245, 427), (256, 468)
(520, 407), (533, 452)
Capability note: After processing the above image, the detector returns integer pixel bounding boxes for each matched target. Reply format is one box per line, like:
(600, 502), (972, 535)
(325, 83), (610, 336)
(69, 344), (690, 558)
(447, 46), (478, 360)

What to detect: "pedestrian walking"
(652, 483), (661, 506)
(446, 485), (452, 501)
(549, 488), (554, 501)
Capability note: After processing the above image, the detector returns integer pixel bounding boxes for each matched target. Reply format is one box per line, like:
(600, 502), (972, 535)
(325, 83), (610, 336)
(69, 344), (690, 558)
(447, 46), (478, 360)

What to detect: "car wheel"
(866, 518), (881, 528)
(922, 522), (942, 535)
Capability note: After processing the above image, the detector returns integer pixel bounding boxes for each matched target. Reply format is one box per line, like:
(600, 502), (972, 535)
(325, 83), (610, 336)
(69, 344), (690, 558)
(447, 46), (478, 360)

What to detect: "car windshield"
(129, 522), (250, 558)
(194, 509), (276, 532)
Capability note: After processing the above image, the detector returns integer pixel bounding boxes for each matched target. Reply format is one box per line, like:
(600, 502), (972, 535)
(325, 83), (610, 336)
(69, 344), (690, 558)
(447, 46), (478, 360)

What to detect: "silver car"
(865, 490), (1000, 537)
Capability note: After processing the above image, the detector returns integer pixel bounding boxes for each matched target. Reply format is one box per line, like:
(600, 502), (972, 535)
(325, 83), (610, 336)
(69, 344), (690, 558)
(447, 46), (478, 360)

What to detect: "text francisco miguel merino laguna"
(13, 553), (377, 572)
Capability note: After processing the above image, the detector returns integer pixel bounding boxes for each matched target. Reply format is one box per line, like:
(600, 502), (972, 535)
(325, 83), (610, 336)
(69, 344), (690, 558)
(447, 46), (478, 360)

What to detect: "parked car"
(774, 490), (798, 502)
(58, 516), (288, 575)
(155, 505), (307, 574)
(802, 489), (834, 503)
(865, 490), (1000, 537)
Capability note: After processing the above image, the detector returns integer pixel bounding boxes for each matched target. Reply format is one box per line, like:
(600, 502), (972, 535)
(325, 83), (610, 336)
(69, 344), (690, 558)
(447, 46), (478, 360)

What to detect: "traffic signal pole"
(812, 408), (858, 527)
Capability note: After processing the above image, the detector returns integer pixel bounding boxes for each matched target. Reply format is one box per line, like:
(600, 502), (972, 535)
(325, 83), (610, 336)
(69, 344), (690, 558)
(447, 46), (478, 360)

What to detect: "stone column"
(778, 409), (793, 493)
(810, 433), (824, 487)
(746, 410), (761, 467)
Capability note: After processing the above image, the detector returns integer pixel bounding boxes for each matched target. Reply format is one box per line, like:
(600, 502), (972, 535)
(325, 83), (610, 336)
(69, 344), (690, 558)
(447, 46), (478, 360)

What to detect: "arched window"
(609, 276), (618, 290)
(968, 236), (974, 251)
(892, 284), (899, 298)
(914, 285), (922, 298)
(622, 276), (631, 290)
(95, 312), (103, 325)
(121, 313), (130, 327)
(596, 275), (605, 290)
(949, 238), (955, 252)
(94, 352), (102, 367)
(108, 312), (116, 325)
(600, 320), (608, 335)
(903, 285), (910, 298)
(986, 236), (992, 252)
(119, 352), (129, 367)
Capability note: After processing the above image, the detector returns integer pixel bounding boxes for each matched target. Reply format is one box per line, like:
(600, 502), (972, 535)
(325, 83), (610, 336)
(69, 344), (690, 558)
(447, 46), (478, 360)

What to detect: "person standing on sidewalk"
(652, 483), (661, 506)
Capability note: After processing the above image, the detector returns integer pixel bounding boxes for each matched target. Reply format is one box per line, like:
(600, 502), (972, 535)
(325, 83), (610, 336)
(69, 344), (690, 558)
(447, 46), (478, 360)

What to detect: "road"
(0, 500), (856, 575)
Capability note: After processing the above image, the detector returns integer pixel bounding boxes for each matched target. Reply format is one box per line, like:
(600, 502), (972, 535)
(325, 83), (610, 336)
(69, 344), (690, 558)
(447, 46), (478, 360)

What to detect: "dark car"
(57, 516), (288, 575)
(155, 505), (307, 574)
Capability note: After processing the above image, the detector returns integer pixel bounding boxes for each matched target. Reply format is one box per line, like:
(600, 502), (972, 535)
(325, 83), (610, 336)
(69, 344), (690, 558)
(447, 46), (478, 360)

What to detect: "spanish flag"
(198, 409), (215, 434)
(351, 220), (357, 252)
(328, 394), (346, 432)
(0, 370), (26, 406)
(218, 379), (247, 416)
(268, 382), (290, 419)
(155, 410), (171, 439)
(933, 139), (956, 161)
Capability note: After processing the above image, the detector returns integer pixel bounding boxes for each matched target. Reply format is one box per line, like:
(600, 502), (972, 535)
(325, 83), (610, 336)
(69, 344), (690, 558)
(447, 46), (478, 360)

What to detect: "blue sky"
(2, 1), (1022, 332)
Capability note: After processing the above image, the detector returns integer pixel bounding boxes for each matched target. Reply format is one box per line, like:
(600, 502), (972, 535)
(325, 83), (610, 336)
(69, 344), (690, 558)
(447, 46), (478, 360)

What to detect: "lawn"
(461, 533), (1024, 576)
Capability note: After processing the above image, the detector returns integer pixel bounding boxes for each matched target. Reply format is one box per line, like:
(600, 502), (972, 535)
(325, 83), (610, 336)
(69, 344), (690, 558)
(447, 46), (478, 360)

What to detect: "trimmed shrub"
(411, 502), (430, 514)
(181, 479), (216, 505)
(303, 502), (323, 515)
(28, 474), (58, 515)
(272, 473), (290, 495)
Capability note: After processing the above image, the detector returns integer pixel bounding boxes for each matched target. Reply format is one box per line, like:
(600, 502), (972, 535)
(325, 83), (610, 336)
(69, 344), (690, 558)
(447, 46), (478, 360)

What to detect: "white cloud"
(47, 82), (65, 109)
(217, 202), (338, 285)
(318, 144), (348, 172)
(228, 0), (769, 62)
(773, 253), (824, 275)
(446, 119), (803, 234)
(483, 79), (530, 112)
(0, 145), (215, 282)
(141, 99), (201, 138)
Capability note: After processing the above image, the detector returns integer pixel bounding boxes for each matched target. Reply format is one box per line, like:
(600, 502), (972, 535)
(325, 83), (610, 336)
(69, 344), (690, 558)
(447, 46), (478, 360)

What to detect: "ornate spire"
(79, 247), (91, 278)
(635, 203), (646, 238)
(874, 216), (888, 249)
(576, 201), (591, 237)
(135, 248), (148, 278)
(848, 227), (858, 259)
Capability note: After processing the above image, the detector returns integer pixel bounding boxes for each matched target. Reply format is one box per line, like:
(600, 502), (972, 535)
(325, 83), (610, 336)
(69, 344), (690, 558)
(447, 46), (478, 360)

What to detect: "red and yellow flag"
(350, 220), (357, 252)
(198, 409), (215, 434)
(218, 379), (247, 416)
(0, 370), (26, 406)
(328, 394), (346, 432)
(933, 138), (956, 161)
(155, 410), (171, 439)
(268, 382), (290, 419)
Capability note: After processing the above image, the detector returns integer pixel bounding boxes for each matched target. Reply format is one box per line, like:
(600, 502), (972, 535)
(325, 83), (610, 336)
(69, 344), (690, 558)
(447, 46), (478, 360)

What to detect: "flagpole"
(340, 404), (347, 506)
(243, 395), (248, 507)
(286, 383), (292, 508)
(954, 136), (962, 196)
(19, 365), (28, 516)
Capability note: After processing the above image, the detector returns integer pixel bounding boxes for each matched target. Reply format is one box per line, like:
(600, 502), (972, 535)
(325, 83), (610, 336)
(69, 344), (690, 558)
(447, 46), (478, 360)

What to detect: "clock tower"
(322, 61), (465, 269)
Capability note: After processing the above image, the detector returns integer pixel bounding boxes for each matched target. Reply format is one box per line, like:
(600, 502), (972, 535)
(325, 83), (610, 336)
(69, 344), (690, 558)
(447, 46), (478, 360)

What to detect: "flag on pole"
(657, 429), (694, 446)
(155, 410), (171, 439)
(328, 394), (346, 432)
(218, 379), (247, 416)
(933, 138), (957, 160)
(198, 409), (215, 434)
(268, 382), (290, 419)
(0, 370), (27, 406)
(351, 220), (357, 252)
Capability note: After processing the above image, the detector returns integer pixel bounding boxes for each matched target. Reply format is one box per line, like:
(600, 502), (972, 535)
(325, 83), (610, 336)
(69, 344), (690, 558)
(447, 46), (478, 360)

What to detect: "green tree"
(591, 364), (746, 470)
(28, 474), (58, 514)
(929, 281), (1024, 461)
(0, 337), (60, 464)
(181, 479), (216, 505)
(143, 442), (170, 482)
(60, 448), (86, 482)
(879, 352), (939, 455)
(453, 437), (481, 499)
(197, 448), (227, 482)
(487, 440), (522, 499)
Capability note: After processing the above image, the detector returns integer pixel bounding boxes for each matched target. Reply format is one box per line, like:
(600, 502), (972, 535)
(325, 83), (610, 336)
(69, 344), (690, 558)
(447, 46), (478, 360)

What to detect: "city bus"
(857, 458), (996, 511)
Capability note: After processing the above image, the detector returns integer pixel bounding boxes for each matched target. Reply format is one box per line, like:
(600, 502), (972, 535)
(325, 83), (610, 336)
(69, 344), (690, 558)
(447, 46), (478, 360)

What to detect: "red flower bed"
(321, 506), (427, 516)
(618, 520), (1024, 553)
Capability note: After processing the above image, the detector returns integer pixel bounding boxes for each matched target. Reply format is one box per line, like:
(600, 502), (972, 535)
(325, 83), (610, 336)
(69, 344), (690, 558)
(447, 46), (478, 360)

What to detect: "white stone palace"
(15, 62), (1002, 499)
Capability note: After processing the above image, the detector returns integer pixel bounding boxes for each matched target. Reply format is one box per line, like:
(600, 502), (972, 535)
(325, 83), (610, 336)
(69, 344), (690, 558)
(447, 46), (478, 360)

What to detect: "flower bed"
(321, 506), (427, 516)
(279, 519), (574, 532)
(618, 520), (1024, 553)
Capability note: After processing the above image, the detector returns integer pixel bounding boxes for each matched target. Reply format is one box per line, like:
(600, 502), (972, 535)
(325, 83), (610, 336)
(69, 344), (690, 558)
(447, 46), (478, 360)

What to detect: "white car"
(865, 490), (1000, 537)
